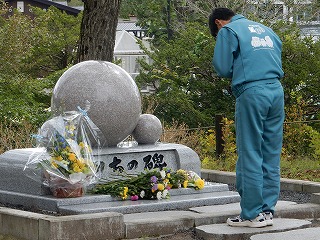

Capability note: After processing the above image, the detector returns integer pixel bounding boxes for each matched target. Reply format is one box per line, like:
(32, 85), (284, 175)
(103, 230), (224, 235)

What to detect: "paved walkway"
(123, 200), (320, 239)
(121, 170), (320, 239)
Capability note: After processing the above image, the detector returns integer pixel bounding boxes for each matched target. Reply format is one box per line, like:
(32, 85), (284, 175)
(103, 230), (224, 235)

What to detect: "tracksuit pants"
(234, 80), (284, 220)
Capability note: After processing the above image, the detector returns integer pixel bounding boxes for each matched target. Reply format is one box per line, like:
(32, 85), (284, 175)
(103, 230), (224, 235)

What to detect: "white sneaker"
(227, 213), (267, 228)
(263, 212), (273, 226)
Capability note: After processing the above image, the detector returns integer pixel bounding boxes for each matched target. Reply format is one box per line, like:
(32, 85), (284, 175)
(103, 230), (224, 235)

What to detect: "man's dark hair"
(208, 8), (235, 38)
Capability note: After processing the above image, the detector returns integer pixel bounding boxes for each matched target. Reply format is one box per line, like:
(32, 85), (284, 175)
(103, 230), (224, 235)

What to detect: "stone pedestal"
(0, 148), (51, 195)
(0, 144), (241, 215)
(0, 143), (200, 196)
(98, 142), (201, 180)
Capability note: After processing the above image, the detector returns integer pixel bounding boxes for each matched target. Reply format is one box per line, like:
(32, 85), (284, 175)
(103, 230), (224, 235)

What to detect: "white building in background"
(114, 30), (150, 80)
(113, 29), (155, 94)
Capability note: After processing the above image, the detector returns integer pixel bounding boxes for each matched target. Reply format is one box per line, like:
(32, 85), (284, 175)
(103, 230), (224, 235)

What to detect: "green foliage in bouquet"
(91, 168), (205, 201)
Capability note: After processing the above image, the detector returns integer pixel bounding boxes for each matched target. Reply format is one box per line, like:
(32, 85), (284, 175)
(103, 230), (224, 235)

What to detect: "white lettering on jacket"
(251, 36), (274, 48)
(248, 25), (265, 34)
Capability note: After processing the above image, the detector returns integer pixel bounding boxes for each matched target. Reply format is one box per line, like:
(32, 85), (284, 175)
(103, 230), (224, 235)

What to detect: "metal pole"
(215, 114), (225, 157)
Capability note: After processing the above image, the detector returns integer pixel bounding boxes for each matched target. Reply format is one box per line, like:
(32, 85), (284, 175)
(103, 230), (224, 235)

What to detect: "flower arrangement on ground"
(24, 104), (105, 198)
(91, 168), (205, 200)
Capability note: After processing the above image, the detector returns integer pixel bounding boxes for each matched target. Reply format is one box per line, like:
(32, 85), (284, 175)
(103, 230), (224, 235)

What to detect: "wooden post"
(215, 114), (225, 157)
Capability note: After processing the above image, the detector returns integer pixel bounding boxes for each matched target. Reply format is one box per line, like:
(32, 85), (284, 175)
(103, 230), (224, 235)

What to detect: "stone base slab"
(0, 182), (239, 214)
(0, 143), (201, 196)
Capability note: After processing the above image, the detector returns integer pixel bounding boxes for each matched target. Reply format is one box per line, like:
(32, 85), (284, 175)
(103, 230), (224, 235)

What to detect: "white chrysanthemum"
(162, 189), (169, 198)
(140, 190), (145, 198)
(156, 191), (162, 200)
(160, 170), (166, 179)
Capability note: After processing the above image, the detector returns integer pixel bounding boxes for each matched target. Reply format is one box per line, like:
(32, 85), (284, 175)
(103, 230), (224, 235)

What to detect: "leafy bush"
(310, 129), (320, 159)
(0, 74), (51, 125)
(283, 100), (316, 158)
(201, 118), (237, 172)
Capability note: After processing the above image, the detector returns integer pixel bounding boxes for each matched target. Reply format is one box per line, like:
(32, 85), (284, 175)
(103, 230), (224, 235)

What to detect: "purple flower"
(152, 184), (158, 192)
(150, 175), (158, 183)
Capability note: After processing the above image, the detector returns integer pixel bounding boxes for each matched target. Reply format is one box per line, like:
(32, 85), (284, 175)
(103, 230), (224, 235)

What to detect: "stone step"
(0, 182), (235, 214)
(311, 192), (320, 204)
(195, 218), (312, 240)
(122, 201), (320, 239)
(58, 190), (240, 214)
(250, 227), (320, 240)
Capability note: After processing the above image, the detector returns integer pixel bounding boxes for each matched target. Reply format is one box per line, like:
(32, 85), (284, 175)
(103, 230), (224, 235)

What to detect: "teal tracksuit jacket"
(213, 14), (284, 97)
(212, 15), (285, 220)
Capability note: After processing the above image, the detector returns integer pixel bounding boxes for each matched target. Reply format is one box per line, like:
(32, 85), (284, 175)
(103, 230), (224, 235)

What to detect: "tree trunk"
(77, 0), (121, 62)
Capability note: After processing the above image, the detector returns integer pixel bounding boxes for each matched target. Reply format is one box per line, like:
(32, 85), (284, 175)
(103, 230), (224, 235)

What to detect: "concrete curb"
(0, 208), (125, 240)
(201, 169), (320, 205)
(201, 169), (320, 193)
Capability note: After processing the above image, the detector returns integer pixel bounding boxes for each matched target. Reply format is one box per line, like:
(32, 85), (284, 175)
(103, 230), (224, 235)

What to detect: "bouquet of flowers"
(91, 168), (205, 201)
(24, 103), (105, 198)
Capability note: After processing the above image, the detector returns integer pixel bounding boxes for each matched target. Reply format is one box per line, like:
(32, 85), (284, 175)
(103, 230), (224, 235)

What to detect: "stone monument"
(0, 60), (208, 213)
(51, 60), (142, 147)
(49, 60), (200, 179)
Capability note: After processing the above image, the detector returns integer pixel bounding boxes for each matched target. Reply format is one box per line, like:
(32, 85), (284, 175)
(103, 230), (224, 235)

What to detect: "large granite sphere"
(132, 114), (162, 144)
(51, 60), (141, 146)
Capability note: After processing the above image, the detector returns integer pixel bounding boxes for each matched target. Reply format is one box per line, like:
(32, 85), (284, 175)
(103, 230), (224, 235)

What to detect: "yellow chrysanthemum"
(183, 180), (188, 188)
(56, 156), (63, 161)
(195, 179), (205, 190)
(157, 183), (165, 191)
(76, 159), (86, 168)
(79, 142), (85, 148)
(177, 169), (186, 175)
(72, 164), (82, 173)
(121, 187), (129, 200)
(68, 153), (77, 162)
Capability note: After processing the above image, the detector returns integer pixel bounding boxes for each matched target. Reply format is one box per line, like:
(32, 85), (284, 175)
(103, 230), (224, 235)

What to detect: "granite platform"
(0, 145), (240, 215)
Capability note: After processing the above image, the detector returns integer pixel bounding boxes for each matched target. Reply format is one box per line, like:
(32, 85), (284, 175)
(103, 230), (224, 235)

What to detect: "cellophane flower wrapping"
(24, 104), (105, 198)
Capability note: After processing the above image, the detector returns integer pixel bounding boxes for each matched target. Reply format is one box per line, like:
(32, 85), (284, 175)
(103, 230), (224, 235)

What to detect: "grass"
(202, 158), (320, 182)
(281, 157), (320, 182)
(201, 154), (320, 182)
(0, 120), (37, 154)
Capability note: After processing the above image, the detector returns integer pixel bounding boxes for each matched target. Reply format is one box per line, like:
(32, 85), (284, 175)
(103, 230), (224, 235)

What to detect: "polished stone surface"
(51, 60), (141, 146)
(0, 143), (201, 195)
(132, 114), (162, 144)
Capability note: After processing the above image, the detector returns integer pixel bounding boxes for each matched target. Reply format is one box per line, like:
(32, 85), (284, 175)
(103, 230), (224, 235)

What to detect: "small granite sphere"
(51, 60), (141, 146)
(132, 114), (162, 144)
